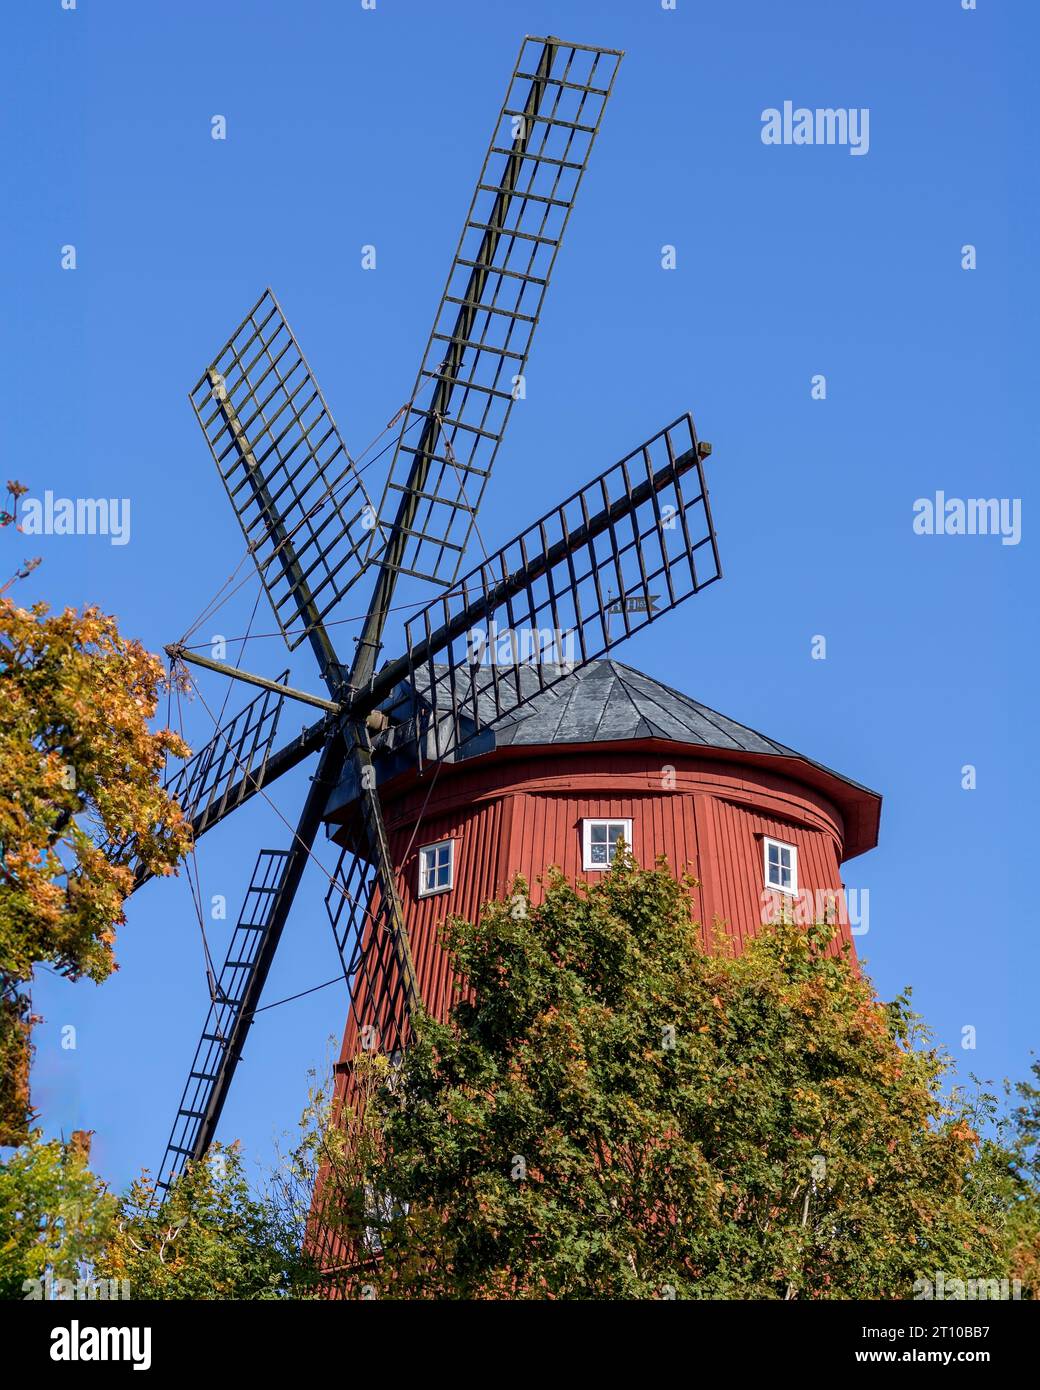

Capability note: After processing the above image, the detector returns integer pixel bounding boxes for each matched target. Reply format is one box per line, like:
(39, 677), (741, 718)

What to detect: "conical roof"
(325, 659), (881, 859)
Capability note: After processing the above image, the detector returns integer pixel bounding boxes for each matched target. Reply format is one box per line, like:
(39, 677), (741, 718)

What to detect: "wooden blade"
(165, 672), (289, 827)
(188, 289), (369, 675)
(324, 733), (421, 1062)
(156, 737), (347, 1193)
(324, 845), (410, 1065)
(106, 676), (321, 892)
(157, 846), (293, 1195)
(368, 414), (720, 767)
(366, 36), (623, 586)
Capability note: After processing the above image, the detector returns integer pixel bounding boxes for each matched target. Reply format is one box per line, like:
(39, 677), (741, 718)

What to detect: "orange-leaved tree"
(0, 595), (191, 1144)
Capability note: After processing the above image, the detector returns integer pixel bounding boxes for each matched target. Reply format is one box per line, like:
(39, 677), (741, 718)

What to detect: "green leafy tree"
(3, 853), (1033, 1301)
(0, 1131), (116, 1299)
(995, 1061), (1040, 1295)
(1, 1138), (318, 1301)
(311, 856), (1020, 1299)
(100, 1144), (319, 1300)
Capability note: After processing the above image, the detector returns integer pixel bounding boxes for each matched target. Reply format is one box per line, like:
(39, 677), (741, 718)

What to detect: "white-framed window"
(361, 1183), (410, 1254)
(418, 838), (454, 897)
(582, 818), (632, 871)
(763, 837), (797, 895)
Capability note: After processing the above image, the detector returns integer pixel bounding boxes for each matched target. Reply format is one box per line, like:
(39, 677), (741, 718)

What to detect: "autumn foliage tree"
(311, 857), (1023, 1300)
(0, 597), (191, 1144)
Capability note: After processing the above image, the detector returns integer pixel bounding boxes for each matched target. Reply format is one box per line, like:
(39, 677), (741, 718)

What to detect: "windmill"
(135, 34), (722, 1198)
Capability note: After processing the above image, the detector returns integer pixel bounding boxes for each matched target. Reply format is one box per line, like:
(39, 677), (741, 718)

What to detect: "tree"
(3, 854), (1032, 1301)
(0, 1130), (116, 1300)
(101, 1144), (318, 1300)
(0, 597), (191, 1144)
(996, 1060), (1040, 1295)
(1, 1138), (318, 1301)
(310, 856), (1021, 1299)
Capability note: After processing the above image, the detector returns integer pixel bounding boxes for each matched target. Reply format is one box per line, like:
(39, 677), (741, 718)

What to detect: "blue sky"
(4, 0), (1034, 1193)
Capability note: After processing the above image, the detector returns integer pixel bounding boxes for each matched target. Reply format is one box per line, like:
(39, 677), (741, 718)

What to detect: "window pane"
(590, 843), (607, 864)
(591, 824), (607, 843)
(420, 843), (452, 893)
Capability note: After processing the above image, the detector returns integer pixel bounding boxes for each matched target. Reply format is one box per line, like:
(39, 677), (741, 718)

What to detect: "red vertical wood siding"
(318, 741), (864, 1276)
(330, 743), (855, 1063)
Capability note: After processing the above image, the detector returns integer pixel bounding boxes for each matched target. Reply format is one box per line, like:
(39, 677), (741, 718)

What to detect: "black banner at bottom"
(9, 1296), (1035, 1374)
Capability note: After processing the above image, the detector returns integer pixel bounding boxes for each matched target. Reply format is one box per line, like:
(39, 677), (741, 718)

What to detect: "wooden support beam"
(165, 644), (343, 716)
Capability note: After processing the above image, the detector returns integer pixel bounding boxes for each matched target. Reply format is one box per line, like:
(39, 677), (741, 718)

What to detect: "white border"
(581, 818), (633, 871)
(417, 837), (455, 897)
(763, 836), (798, 896)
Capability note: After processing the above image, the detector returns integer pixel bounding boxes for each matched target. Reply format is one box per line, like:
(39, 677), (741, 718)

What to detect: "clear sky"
(4, 0), (1034, 1194)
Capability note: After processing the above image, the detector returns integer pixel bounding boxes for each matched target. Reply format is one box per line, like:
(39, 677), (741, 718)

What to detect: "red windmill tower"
(325, 653), (880, 1071)
(125, 34), (881, 1243)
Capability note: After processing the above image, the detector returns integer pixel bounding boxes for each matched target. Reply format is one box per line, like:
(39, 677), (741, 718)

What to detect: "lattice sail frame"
(189, 290), (377, 652)
(164, 674), (287, 827)
(159, 849), (292, 1193)
(324, 842), (412, 1064)
(368, 36), (623, 585)
(395, 415), (721, 766)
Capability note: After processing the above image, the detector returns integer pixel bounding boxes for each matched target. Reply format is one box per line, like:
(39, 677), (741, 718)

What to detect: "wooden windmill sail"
(123, 35), (723, 1197)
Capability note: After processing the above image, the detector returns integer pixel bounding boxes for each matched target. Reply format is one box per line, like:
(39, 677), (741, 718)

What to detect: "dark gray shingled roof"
(484, 659), (803, 758)
(478, 659), (878, 795)
(325, 658), (880, 824)
(324, 658), (881, 858)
